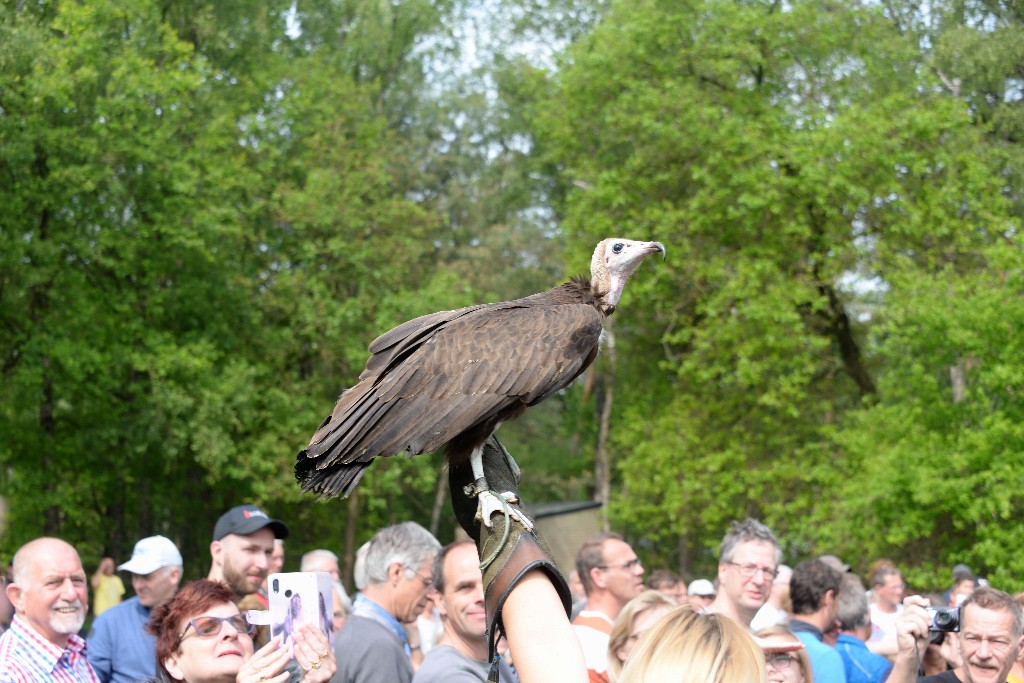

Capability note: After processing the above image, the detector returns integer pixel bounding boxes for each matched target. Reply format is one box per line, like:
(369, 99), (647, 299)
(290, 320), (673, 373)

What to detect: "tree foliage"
(528, 0), (1024, 585)
(2, 0), (1023, 593)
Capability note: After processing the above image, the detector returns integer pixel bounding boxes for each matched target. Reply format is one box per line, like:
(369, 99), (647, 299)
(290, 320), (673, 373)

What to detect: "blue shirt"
(0, 615), (100, 683)
(789, 619), (848, 683)
(836, 633), (892, 683)
(87, 597), (156, 683)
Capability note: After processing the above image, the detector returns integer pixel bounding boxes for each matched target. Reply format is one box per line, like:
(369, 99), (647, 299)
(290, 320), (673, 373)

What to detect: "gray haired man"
(329, 522), (441, 683)
(707, 518), (782, 628)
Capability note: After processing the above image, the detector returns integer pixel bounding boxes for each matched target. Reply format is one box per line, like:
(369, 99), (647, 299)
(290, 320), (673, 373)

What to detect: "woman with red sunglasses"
(145, 580), (335, 683)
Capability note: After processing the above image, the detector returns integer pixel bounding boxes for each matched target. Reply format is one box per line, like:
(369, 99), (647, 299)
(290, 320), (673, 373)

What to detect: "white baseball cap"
(117, 535), (183, 575)
(687, 578), (716, 597)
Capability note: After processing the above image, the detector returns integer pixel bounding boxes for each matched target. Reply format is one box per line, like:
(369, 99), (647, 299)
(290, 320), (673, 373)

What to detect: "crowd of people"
(0, 505), (1020, 683)
(562, 519), (1022, 683)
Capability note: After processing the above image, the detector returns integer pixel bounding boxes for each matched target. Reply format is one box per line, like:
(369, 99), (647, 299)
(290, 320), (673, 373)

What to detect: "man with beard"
(787, 558), (847, 683)
(87, 535), (183, 683)
(412, 540), (516, 683)
(330, 522), (441, 683)
(0, 537), (99, 682)
(889, 587), (1024, 683)
(207, 504), (290, 647)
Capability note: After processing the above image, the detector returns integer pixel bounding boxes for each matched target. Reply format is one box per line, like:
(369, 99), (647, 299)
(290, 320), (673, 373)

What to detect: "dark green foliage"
(530, 0), (1024, 587)
(3, 0), (1024, 596)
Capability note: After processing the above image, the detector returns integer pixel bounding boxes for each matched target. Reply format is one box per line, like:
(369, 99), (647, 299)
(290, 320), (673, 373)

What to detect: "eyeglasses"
(177, 614), (255, 644)
(726, 561), (778, 579)
(407, 567), (434, 589)
(766, 654), (795, 670)
(598, 558), (643, 572)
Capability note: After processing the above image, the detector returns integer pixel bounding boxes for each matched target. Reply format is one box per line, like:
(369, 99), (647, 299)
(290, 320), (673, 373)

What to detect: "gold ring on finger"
(317, 647), (330, 658)
(311, 659), (321, 669)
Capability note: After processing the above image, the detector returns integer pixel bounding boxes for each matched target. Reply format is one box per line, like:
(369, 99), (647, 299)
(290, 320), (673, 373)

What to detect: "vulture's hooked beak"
(649, 242), (667, 260)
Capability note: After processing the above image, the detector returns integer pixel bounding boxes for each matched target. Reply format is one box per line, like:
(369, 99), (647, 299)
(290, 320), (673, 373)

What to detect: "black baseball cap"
(213, 505), (290, 541)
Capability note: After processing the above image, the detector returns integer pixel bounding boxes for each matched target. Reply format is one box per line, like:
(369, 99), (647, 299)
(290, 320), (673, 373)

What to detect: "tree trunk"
(594, 326), (616, 531)
(429, 472), (448, 539)
(342, 489), (360, 590)
(677, 533), (691, 577)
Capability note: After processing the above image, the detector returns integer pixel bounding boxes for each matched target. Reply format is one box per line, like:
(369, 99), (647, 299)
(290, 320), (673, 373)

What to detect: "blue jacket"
(789, 619), (848, 683)
(87, 597), (156, 683)
(836, 633), (892, 683)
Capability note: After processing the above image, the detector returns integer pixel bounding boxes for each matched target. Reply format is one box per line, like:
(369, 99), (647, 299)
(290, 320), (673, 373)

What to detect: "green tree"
(529, 0), (1024, 582)
(0, 0), (467, 577)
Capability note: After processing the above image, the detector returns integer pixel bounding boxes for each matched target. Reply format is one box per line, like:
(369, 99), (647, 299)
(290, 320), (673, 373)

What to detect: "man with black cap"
(208, 504), (290, 647)
(88, 535), (183, 683)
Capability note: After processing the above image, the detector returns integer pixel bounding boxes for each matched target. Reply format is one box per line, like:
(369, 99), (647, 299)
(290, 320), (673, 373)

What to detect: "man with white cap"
(87, 535), (183, 683)
(686, 579), (717, 608)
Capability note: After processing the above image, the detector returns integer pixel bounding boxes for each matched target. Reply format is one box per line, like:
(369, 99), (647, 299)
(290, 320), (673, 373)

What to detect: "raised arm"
(886, 595), (933, 683)
(449, 437), (586, 683)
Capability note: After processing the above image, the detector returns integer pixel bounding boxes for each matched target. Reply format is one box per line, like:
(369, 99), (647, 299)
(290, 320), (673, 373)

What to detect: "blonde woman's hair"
(753, 626), (814, 683)
(607, 590), (678, 682)
(619, 605), (767, 683)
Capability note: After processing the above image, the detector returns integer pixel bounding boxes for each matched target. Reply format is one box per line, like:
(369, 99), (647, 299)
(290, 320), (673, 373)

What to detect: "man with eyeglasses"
(0, 537), (99, 682)
(787, 559), (847, 683)
(330, 521), (441, 683)
(888, 586), (1023, 683)
(707, 518), (782, 629)
(571, 532), (646, 682)
(87, 535), (183, 683)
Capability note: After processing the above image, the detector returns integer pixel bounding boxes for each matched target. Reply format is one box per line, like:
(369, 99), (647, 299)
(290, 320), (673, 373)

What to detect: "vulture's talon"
(476, 489), (534, 531)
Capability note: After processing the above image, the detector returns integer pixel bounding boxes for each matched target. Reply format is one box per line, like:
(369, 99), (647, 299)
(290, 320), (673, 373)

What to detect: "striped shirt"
(0, 615), (100, 683)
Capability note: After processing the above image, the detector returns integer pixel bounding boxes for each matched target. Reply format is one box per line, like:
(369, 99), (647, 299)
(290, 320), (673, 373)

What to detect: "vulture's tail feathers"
(294, 456), (370, 499)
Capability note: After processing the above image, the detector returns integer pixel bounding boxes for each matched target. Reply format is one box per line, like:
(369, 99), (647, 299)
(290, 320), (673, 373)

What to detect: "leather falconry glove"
(449, 436), (572, 683)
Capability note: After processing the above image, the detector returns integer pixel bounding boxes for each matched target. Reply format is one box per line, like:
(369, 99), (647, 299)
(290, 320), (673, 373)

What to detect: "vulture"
(295, 238), (665, 525)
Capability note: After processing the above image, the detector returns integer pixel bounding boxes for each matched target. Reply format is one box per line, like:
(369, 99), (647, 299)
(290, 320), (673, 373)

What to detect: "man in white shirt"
(571, 533), (645, 682)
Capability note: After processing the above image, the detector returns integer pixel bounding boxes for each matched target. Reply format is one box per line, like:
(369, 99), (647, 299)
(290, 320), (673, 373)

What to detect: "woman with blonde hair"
(607, 590), (678, 681)
(754, 626), (814, 683)
(619, 605), (768, 683)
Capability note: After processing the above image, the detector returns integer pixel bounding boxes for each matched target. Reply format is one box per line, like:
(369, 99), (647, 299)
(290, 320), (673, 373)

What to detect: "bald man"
(0, 537), (100, 682)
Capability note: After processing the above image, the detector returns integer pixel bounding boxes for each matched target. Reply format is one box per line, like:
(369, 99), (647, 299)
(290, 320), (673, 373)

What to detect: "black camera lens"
(934, 609), (956, 628)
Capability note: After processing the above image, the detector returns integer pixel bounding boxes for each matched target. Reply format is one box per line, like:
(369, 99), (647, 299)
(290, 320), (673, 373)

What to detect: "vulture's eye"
(612, 243), (624, 254)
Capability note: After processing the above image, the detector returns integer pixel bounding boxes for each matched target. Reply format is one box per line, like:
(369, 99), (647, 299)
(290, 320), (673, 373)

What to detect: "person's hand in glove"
(449, 436), (586, 683)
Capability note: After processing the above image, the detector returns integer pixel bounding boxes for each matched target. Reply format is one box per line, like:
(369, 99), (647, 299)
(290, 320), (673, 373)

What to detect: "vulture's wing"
(300, 296), (603, 473)
(360, 303), (490, 380)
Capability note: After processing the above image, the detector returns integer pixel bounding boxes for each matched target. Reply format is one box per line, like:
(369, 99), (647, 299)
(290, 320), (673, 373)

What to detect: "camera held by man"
(925, 606), (960, 633)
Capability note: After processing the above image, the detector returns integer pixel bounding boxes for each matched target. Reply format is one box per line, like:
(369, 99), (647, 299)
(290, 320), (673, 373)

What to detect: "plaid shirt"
(0, 615), (100, 683)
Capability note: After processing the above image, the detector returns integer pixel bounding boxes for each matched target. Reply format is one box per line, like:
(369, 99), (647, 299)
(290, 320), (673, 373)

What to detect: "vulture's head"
(590, 238), (666, 311)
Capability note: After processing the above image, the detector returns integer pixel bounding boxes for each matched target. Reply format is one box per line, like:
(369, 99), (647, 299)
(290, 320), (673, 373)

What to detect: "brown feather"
(295, 238), (664, 498)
